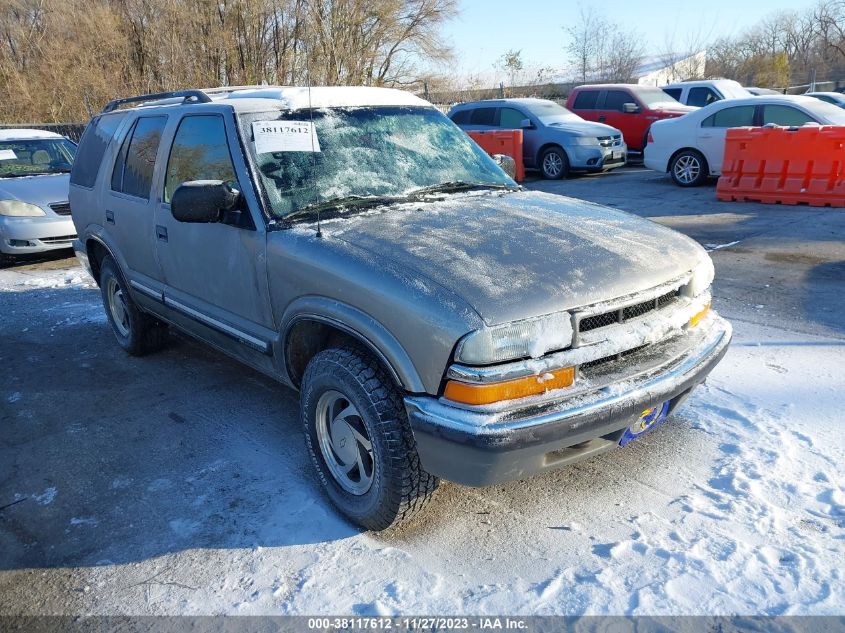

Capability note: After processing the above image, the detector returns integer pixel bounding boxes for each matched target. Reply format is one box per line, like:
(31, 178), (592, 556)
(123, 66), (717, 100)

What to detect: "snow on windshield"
(524, 100), (583, 124)
(239, 107), (514, 218)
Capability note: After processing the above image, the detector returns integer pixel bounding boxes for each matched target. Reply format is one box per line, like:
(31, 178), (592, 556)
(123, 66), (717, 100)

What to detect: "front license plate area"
(612, 150), (623, 160)
(619, 401), (670, 447)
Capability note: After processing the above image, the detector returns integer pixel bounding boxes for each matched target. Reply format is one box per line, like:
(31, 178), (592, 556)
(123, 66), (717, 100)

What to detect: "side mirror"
(519, 118), (534, 129)
(622, 103), (640, 114)
(171, 180), (240, 223)
(491, 153), (517, 179)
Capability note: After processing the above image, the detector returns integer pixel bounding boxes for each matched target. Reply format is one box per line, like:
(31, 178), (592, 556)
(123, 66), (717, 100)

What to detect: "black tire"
(99, 256), (168, 355)
(669, 149), (709, 187)
(301, 347), (438, 530)
(539, 146), (569, 180)
(0, 254), (13, 269)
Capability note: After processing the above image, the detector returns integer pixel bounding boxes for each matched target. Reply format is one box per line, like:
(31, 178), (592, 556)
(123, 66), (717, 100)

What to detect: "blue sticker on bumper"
(619, 401), (670, 447)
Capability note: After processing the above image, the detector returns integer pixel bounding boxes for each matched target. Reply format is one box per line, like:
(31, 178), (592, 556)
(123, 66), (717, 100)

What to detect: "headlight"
(456, 312), (573, 365)
(568, 136), (600, 147)
(687, 256), (714, 298)
(0, 200), (46, 217)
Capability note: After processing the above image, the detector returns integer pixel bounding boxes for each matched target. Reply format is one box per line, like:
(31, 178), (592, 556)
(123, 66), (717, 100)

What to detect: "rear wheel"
(670, 150), (709, 187)
(540, 146), (569, 180)
(99, 256), (168, 355)
(301, 347), (438, 530)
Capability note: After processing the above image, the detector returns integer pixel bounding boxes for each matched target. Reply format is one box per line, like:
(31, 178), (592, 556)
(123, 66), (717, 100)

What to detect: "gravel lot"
(1, 166), (843, 615)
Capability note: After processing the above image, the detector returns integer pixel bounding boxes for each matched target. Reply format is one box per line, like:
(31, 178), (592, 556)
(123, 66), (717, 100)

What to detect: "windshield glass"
(636, 87), (684, 108)
(805, 99), (845, 124)
(0, 137), (77, 177)
(238, 106), (514, 219)
(523, 100), (583, 125)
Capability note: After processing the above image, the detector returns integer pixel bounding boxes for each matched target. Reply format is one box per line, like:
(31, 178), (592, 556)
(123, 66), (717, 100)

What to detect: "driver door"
(153, 111), (277, 371)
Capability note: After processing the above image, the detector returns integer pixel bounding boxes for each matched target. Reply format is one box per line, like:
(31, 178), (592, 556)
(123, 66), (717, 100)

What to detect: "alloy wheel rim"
(675, 155), (700, 184)
(315, 390), (374, 495)
(107, 277), (130, 337)
(543, 152), (563, 177)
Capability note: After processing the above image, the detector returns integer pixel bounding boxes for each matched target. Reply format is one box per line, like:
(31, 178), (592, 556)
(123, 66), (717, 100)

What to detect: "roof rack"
(101, 89), (212, 113)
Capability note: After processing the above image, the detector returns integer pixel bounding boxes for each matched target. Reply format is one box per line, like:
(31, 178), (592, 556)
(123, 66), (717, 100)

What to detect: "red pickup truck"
(566, 84), (696, 151)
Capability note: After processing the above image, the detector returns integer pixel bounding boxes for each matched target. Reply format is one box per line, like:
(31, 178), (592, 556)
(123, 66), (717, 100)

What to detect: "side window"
(663, 88), (682, 101)
(701, 105), (755, 128)
(688, 87), (720, 108)
(469, 108), (496, 126)
(70, 113), (125, 188)
(164, 115), (237, 203)
(110, 116), (167, 199)
(449, 110), (471, 124)
(762, 105), (816, 126)
(572, 91), (598, 110)
(498, 107), (526, 128)
(603, 90), (633, 111)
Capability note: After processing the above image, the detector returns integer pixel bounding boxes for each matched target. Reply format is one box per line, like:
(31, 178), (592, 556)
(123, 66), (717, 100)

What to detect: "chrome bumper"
(405, 315), (732, 486)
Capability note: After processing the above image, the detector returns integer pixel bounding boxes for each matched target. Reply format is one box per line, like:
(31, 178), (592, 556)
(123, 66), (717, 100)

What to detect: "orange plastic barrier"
(717, 126), (845, 207)
(466, 130), (525, 182)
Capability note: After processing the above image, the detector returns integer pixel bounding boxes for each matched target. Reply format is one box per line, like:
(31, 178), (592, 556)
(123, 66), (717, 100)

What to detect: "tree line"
(0, 0), (456, 123)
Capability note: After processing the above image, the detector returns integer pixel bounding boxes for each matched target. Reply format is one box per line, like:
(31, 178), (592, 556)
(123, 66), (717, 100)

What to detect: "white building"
(635, 51), (707, 86)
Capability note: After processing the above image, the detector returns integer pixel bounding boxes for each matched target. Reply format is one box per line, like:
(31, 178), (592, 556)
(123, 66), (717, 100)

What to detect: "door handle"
(598, 115), (606, 122)
(105, 210), (114, 225)
(156, 225), (168, 242)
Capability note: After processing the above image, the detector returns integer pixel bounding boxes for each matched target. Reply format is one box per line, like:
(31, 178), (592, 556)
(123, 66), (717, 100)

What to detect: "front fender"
(278, 296), (427, 394)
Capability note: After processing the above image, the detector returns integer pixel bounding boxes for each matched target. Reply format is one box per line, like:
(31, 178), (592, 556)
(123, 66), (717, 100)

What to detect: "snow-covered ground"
(1, 259), (842, 617)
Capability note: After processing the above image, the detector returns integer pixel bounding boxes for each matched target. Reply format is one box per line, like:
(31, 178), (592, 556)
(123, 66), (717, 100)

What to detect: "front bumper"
(567, 143), (627, 171)
(405, 315), (731, 486)
(0, 215), (76, 254)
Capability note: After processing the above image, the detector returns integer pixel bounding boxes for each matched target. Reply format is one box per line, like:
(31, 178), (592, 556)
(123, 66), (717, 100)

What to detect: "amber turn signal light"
(689, 302), (711, 327)
(444, 366), (575, 406)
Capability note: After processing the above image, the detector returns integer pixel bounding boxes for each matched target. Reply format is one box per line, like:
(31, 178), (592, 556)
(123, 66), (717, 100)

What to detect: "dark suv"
(69, 86), (730, 530)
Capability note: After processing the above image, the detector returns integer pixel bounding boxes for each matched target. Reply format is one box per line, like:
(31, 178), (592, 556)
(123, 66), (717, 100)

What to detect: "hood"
(0, 173), (70, 209)
(547, 120), (621, 137)
(321, 190), (706, 326)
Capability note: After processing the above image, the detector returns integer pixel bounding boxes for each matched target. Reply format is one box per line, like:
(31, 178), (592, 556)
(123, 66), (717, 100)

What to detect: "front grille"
(599, 135), (623, 148)
(578, 289), (680, 334)
(580, 344), (648, 373)
(41, 234), (75, 244)
(49, 202), (71, 215)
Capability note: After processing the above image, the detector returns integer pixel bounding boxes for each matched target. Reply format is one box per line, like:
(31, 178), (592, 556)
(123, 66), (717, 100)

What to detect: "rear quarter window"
(69, 113), (125, 188)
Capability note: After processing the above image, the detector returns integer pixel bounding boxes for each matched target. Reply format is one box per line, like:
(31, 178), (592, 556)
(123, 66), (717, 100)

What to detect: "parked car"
(448, 98), (626, 179)
(70, 86), (731, 530)
(0, 129), (77, 263)
(661, 80), (751, 107)
(746, 87), (781, 96)
(805, 92), (845, 108)
(645, 95), (845, 186)
(566, 84), (696, 151)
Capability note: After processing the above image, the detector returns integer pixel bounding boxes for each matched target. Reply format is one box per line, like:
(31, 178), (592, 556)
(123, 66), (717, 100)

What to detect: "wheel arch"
(280, 298), (426, 394)
(536, 142), (568, 167)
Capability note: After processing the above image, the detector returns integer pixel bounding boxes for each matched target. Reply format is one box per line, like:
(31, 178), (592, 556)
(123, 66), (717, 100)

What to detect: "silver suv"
(70, 86), (731, 530)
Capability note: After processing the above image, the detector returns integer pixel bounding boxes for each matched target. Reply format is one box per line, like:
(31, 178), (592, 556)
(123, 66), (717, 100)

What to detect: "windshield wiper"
(0, 171), (45, 178)
(405, 181), (518, 198)
(282, 194), (401, 224)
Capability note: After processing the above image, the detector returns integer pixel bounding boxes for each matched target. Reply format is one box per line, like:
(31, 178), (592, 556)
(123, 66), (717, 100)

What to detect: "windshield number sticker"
(0, 149), (17, 161)
(252, 121), (321, 154)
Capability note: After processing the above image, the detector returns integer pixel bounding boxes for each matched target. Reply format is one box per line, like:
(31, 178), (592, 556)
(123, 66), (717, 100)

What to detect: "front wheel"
(670, 150), (709, 187)
(540, 146), (569, 180)
(301, 347), (438, 530)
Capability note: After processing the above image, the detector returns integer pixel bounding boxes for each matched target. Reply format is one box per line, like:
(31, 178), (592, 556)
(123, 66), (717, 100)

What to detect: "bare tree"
(563, 5), (644, 83)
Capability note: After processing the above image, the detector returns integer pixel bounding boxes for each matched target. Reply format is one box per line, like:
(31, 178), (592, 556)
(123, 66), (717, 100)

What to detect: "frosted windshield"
(239, 107), (514, 218)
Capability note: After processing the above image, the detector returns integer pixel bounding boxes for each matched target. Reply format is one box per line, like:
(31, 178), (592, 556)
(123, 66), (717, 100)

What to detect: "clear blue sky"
(441, 0), (813, 74)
